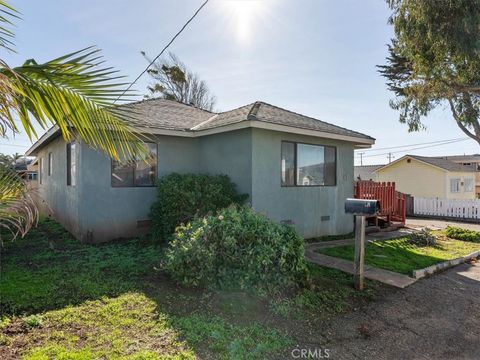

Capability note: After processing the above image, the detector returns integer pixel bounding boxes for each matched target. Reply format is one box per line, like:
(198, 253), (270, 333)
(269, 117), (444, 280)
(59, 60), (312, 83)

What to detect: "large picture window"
(281, 141), (336, 187)
(111, 143), (157, 187)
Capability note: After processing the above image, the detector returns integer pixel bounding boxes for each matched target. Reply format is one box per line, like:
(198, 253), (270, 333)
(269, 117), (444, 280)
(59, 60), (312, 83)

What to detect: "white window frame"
(450, 178), (461, 193)
(464, 178), (474, 192)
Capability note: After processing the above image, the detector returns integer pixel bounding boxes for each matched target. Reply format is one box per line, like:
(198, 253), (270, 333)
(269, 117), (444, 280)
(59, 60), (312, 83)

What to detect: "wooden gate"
(354, 181), (406, 225)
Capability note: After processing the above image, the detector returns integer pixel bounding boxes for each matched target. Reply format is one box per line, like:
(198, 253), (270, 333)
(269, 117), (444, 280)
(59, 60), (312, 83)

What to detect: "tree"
(142, 52), (216, 111)
(0, 1), (144, 240)
(378, 0), (480, 146)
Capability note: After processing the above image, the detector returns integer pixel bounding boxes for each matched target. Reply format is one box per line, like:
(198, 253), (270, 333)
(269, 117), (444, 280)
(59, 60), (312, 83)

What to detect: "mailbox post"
(344, 199), (381, 291)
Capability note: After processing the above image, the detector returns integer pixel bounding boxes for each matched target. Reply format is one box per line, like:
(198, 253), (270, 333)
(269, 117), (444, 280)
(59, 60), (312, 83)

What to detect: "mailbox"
(344, 198), (380, 216)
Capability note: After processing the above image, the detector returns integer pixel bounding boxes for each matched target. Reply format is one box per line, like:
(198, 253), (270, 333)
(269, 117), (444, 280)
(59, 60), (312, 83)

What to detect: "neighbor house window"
(281, 141), (336, 186)
(48, 152), (53, 176)
(39, 158), (44, 184)
(464, 178), (474, 192)
(450, 178), (460, 193)
(111, 143), (157, 187)
(67, 143), (77, 186)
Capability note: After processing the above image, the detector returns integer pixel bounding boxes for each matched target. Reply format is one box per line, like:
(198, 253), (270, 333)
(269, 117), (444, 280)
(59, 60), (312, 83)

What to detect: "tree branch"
(448, 99), (480, 145)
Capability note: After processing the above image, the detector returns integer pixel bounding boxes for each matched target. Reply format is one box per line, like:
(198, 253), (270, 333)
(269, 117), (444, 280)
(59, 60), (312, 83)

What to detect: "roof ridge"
(190, 113), (219, 131)
(254, 101), (374, 140)
(124, 97), (215, 114)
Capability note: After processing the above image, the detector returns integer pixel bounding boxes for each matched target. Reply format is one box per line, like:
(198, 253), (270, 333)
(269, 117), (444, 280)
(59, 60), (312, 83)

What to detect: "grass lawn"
(0, 219), (382, 359)
(317, 236), (480, 275)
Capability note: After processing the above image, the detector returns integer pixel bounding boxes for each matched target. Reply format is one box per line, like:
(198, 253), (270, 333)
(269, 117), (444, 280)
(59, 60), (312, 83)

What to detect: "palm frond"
(0, 0), (19, 52)
(0, 47), (148, 160)
(0, 164), (38, 242)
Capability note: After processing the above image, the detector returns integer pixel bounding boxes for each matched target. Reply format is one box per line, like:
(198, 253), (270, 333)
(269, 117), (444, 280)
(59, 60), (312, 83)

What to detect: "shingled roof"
(26, 99), (374, 156)
(375, 155), (476, 173)
(123, 99), (374, 141)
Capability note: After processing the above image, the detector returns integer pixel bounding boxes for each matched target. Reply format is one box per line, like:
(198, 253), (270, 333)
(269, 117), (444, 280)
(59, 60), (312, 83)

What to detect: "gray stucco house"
(26, 99), (375, 242)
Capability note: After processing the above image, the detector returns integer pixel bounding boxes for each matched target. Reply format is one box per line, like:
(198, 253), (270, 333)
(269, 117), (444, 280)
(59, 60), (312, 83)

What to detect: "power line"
(0, 143), (30, 148)
(360, 138), (469, 159)
(355, 137), (468, 153)
(113, 0), (210, 104)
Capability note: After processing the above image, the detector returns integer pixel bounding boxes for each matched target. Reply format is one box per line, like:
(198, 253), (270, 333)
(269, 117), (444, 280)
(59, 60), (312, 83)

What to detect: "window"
(67, 143), (76, 186)
(450, 178), (460, 193)
(39, 158), (44, 184)
(48, 152), (53, 176)
(464, 178), (474, 192)
(112, 143), (157, 187)
(281, 141), (336, 186)
(28, 172), (38, 181)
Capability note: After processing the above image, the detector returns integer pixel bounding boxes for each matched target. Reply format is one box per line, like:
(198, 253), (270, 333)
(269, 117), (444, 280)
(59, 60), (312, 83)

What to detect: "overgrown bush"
(164, 205), (309, 293)
(445, 226), (480, 243)
(150, 173), (247, 242)
(409, 228), (437, 247)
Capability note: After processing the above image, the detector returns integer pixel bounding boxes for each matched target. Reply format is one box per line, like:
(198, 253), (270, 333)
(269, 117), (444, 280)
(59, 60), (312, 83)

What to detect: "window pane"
(281, 142), (295, 186)
(112, 161), (134, 187)
(48, 153), (53, 176)
(324, 146), (336, 186)
(297, 144), (324, 186)
(39, 158), (43, 184)
(464, 178), (474, 192)
(135, 143), (157, 186)
(67, 143), (77, 186)
(450, 178), (460, 193)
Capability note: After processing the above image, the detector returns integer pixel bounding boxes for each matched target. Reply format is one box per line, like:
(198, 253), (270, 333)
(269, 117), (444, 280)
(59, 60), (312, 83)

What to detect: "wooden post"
(354, 215), (366, 291)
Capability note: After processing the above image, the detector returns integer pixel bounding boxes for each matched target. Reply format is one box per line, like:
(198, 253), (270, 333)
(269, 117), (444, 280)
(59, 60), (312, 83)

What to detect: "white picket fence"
(414, 197), (480, 220)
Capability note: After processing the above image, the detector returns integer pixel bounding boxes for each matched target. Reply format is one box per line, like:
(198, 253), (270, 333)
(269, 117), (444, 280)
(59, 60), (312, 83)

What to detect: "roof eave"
(25, 126), (60, 156)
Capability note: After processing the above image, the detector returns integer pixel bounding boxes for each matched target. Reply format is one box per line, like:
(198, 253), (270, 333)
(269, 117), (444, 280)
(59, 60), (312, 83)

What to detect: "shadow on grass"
(0, 219), (382, 359)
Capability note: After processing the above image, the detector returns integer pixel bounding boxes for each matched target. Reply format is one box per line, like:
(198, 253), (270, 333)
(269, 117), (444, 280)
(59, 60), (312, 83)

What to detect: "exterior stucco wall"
(445, 171), (476, 200)
(35, 136), (81, 238)
(198, 128), (253, 198)
(377, 158), (445, 198)
(78, 135), (200, 242)
(250, 128), (354, 239)
(376, 158), (476, 200)
(76, 129), (252, 242)
(36, 128), (355, 242)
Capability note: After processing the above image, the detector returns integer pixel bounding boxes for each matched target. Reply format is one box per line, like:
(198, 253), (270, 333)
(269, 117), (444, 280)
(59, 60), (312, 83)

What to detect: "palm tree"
(0, 1), (144, 240)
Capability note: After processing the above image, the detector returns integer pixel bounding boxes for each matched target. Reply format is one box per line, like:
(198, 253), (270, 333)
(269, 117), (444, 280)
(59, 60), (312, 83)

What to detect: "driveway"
(319, 262), (480, 359)
(407, 217), (480, 231)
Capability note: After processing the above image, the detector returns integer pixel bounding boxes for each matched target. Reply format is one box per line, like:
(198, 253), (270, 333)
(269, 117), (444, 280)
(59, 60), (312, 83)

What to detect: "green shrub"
(445, 226), (480, 243)
(24, 315), (42, 328)
(150, 173), (247, 242)
(164, 205), (309, 293)
(409, 228), (437, 247)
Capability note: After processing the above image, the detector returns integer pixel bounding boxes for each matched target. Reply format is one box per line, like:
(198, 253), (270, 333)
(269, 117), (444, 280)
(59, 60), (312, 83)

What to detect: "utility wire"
(359, 138), (469, 159)
(355, 137), (468, 153)
(113, 0), (210, 104)
(0, 143), (30, 148)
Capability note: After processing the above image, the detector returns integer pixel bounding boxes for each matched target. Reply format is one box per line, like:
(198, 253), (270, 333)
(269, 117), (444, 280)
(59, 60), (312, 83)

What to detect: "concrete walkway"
(305, 243), (417, 288)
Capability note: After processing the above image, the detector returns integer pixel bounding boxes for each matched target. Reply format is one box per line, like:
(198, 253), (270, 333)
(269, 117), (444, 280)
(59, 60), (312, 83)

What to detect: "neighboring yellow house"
(374, 155), (476, 200)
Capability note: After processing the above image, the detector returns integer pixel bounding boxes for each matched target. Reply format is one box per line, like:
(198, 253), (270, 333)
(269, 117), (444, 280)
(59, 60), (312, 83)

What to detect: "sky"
(2, 0), (479, 165)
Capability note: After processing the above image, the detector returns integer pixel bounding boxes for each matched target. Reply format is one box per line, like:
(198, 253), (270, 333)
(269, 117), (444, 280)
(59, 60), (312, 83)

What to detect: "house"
(374, 155), (476, 200)
(354, 164), (383, 181)
(26, 99), (375, 242)
(435, 154), (480, 198)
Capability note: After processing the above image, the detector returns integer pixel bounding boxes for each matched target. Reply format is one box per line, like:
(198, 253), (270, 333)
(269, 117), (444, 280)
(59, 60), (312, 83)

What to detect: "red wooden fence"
(354, 181), (406, 225)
